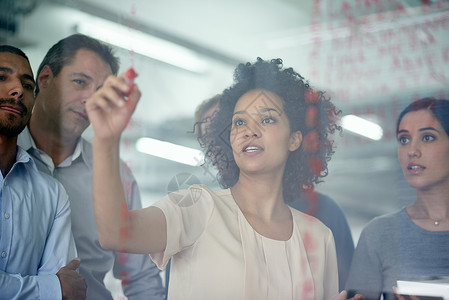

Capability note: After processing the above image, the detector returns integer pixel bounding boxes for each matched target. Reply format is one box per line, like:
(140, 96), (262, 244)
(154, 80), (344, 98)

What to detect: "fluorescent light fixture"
(136, 137), (204, 166)
(76, 18), (208, 73)
(342, 114), (383, 141)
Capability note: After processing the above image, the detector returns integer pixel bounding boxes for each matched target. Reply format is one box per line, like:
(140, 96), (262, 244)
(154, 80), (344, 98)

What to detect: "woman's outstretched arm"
(86, 70), (166, 254)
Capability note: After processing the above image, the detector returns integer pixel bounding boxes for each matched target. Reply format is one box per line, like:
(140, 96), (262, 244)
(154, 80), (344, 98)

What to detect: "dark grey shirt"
(346, 207), (449, 300)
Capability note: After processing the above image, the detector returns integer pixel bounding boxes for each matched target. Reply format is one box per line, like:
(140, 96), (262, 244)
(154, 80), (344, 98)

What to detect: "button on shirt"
(0, 147), (77, 300)
(18, 127), (165, 300)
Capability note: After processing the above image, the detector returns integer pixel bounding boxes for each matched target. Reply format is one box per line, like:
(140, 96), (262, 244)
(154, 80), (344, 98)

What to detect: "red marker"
(123, 68), (138, 98)
(125, 67), (138, 81)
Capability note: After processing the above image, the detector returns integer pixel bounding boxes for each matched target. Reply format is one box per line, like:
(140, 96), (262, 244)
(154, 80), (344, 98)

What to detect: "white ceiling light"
(136, 137), (204, 166)
(76, 17), (208, 73)
(342, 114), (383, 141)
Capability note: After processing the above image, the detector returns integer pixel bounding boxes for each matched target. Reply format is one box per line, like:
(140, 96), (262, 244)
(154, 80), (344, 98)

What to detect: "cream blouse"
(150, 185), (338, 300)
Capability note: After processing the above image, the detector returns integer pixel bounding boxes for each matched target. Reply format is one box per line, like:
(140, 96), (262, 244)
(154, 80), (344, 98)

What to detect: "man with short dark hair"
(0, 45), (86, 299)
(18, 34), (165, 299)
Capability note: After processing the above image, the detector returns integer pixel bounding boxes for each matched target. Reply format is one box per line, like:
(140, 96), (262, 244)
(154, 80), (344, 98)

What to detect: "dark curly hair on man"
(201, 58), (341, 203)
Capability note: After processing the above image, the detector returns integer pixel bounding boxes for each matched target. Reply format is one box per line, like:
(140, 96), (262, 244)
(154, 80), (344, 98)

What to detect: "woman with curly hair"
(202, 58), (339, 204)
(86, 58), (361, 300)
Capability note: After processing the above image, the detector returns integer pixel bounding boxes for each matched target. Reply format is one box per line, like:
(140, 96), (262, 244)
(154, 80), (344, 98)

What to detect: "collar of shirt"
(0, 146), (34, 181)
(18, 126), (90, 173)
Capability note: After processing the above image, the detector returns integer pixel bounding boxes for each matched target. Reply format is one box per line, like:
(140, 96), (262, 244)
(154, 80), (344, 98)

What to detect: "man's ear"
(289, 130), (302, 152)
(37, 65), (53, 90)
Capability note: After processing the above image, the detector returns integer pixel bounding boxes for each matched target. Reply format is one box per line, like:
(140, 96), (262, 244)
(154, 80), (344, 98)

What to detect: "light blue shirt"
(18, 128), (166, 300)
(0, 147), (77, 300)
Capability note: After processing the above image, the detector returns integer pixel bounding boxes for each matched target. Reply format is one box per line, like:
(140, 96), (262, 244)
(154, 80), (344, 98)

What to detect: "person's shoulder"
(22, 160), (68, 205)
(367, 208), (403, 226)
(187, 184), (231, 204)
(163, 184), (215, 206)
(360, 208), (404, 237)
(207, 186), (231, 198)
(80, 137), (134, 172)
(17, 148), (53, 185)
(154, 185), (216, 224)
(37, 168), (67, 194)
(290, 207), (331, 235)
(290, 191), (343, 213)
(164, 185), (235, 214)
(290, 191), (347, 225)
(17, 148), (64, 190)
(315, 192), (343, 210)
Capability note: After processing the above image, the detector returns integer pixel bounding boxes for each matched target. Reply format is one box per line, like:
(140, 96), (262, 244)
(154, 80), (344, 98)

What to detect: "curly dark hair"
(202, 58), (341, 203)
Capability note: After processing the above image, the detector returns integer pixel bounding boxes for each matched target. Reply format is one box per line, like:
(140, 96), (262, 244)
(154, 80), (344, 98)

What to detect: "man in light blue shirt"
(18, 34), (165, 299)
(0, 45), (86, 299)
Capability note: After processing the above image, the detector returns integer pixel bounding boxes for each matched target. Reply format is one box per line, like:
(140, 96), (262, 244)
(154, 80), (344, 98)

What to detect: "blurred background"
(1, 0), (449, 296)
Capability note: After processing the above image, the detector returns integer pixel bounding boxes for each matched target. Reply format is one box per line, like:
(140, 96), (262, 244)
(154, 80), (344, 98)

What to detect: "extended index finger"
(124, 83), (141, 114)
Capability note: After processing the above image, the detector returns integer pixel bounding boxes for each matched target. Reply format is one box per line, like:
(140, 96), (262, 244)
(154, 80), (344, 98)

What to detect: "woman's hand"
(333, 290), (365, 300)
(86, 68), (140, 142)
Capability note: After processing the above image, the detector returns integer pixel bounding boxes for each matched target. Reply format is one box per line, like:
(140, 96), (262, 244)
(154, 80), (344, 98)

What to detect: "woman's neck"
(415, 187), (449, 216)
(231, 171), (286, 220)
(230, 172), (293, 241)
(407, 185), (449, 230)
